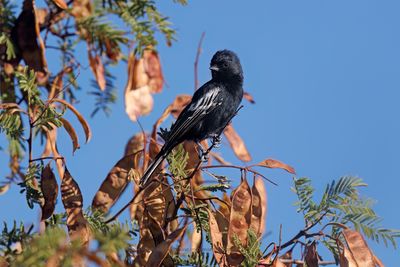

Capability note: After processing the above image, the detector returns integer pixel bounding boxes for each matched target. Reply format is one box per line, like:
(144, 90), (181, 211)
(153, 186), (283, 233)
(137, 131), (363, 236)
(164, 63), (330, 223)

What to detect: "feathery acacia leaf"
(293, 176), (400, 250)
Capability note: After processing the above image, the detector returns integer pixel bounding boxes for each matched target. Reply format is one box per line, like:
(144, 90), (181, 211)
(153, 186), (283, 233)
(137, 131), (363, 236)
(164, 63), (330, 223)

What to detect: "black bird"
(139, 49), (244, 187)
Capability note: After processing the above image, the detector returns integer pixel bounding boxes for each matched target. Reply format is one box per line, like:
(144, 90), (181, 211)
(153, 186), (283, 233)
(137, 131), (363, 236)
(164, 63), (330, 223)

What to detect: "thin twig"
(136, 118), (148, 172)
(280, 259), (336, 266)
(321, 221), (349, 232)
(272, 224), (283, 263)
(191, 195), (230, 208)
(194, 32), (206, 91)
(264, 212), (331, 257)
(201, 165), (278, 186)
(305, 210), (329, 230)
(29, 156), (64, 163)
(275, 230), (326, 252)
(261, 242), (276, 258)
(28, 122), (33, 163)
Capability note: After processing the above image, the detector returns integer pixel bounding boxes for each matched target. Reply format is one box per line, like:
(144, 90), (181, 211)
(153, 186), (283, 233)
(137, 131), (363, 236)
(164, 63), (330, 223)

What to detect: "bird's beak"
(209, 65), (219, 71)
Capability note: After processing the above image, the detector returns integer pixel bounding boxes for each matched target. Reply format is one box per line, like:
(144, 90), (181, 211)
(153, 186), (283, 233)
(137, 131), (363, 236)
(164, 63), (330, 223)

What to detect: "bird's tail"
(139, 148), (168, 188)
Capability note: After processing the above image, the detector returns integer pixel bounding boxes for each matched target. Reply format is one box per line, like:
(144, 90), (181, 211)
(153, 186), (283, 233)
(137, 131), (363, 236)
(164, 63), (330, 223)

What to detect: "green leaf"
(233, 229), (261, 267)
(0, 33), (16, 60)
(167, 144), (189, 179)
(18, 163), (43, 209)
(293, 176), (400, 249)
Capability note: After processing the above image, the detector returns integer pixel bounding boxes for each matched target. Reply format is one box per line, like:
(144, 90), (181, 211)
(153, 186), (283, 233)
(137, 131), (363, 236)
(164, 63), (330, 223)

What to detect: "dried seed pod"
(227, 178), (252, 266)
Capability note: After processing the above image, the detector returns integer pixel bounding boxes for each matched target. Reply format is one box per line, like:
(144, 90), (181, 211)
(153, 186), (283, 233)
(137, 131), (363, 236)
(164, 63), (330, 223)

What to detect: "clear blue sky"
(1, 0), (400, 265)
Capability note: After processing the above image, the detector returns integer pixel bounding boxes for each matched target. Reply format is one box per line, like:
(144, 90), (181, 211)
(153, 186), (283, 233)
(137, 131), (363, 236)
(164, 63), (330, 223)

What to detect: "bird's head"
(210, 50), (243, 83)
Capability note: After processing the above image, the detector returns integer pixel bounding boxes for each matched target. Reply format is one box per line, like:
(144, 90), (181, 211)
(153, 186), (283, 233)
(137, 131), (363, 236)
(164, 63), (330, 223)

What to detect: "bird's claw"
(196, 141), (209, 162)
(212, 135), (222, 148)
(200, 153), (209, 162)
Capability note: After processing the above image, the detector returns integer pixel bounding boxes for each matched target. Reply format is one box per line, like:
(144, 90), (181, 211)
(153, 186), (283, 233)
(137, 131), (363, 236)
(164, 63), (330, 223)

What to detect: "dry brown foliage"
(61, 168), (90, 244)
(40, 164), (58, 221)
(124, 49), (164, 122)
(0, 2), (393, 266)
(12, 0), (48, 84)
(338, 229), (384, 267)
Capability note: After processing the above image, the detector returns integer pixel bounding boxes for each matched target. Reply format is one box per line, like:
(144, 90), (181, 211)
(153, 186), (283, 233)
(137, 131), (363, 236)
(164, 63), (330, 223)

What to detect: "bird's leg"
(196, 141), (209, 162)
(212, 134), (222, 148)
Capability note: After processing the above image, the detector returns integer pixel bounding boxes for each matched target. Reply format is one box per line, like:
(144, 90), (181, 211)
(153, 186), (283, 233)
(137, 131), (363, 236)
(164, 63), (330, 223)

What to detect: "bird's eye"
(223, 62), (228, 67)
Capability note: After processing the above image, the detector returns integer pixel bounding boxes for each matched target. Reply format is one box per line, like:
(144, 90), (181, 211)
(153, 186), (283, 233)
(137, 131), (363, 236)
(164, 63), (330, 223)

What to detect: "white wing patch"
(165, 87), (222, 144)
(188, 88), (221, 112)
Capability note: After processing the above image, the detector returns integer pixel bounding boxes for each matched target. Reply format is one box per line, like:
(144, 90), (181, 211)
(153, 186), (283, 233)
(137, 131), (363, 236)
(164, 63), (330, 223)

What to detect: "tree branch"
(194, 32), (205, 91)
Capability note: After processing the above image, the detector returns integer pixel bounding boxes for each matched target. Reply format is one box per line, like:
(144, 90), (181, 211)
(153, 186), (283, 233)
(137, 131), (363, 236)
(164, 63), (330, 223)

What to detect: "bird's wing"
(165, 86), (222, 146)
(140, 86), (221, 187)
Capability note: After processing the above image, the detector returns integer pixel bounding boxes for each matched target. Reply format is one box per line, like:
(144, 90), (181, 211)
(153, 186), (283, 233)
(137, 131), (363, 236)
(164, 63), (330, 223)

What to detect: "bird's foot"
(196, 141), (209, 162)
(212, 135), (222, 148)
(200, 153), (209, 162)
